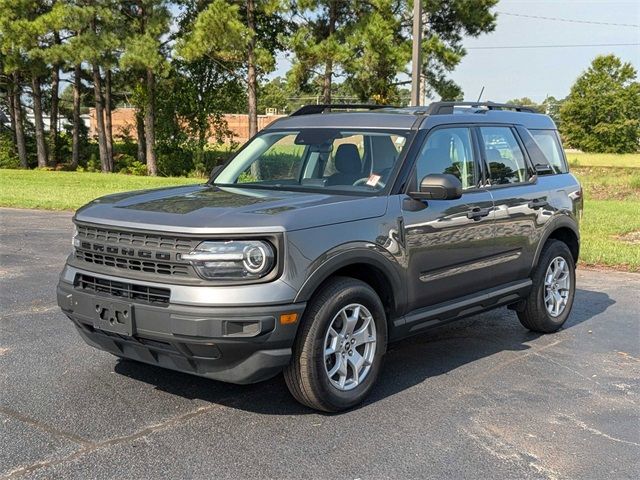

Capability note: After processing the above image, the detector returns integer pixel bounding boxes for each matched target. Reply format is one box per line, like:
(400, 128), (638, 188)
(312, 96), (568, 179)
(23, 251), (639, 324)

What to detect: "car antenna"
(476, 86), (485, 102)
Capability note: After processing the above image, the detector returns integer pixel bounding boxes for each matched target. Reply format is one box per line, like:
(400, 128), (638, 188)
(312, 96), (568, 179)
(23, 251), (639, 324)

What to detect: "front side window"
(530, 129), (568, 174)
(480, 127), (530, 185)
(414, 127), (477, 189)
(214, 129), (408, 194)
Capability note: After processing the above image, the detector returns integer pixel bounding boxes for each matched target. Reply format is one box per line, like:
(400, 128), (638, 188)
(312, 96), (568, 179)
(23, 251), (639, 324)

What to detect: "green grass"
(572, 166), (640, 201)
(579, 199), (640, 271)
(565, 151), (640, 168)
(0, 170), (201, 211)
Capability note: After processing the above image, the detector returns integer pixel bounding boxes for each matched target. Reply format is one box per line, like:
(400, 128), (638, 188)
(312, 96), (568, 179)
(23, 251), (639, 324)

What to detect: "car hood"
(74, 184), (389, 233)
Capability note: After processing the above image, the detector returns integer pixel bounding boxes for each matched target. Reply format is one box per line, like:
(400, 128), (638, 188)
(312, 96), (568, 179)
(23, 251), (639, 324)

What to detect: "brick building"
(88, 107), (285, 144)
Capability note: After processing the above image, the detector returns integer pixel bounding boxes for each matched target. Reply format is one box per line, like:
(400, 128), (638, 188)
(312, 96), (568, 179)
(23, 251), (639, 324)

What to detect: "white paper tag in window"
(366, 174), (381, 187)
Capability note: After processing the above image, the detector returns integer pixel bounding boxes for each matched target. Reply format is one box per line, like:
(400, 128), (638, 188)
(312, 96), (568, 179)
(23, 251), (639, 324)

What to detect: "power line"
(496, 11), (640, 28)
(468, 43), (640, 50)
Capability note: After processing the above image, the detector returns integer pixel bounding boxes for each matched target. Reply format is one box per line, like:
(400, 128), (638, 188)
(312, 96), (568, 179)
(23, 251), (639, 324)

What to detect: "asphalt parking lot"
(1, 207), (639, 479)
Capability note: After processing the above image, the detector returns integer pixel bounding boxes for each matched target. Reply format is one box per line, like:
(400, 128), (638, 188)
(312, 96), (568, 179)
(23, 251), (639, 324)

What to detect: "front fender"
(293, 242), (406, 317)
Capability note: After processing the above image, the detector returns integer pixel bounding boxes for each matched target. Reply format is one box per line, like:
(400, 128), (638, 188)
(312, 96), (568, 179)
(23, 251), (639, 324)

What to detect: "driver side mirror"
(411, 173), (462, 200)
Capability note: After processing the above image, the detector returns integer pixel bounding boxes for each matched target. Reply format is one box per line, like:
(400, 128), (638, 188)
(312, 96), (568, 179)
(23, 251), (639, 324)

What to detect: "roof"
(265, 102), (557, 131)
(266, 112), (419, 131)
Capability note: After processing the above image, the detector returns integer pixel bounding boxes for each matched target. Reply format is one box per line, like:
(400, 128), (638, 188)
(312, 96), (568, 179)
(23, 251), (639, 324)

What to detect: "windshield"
(213, 129), (409, 194)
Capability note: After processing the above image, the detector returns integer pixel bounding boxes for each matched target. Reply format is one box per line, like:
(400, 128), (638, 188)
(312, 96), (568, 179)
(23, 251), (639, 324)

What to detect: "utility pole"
(410, 0), (423, 107)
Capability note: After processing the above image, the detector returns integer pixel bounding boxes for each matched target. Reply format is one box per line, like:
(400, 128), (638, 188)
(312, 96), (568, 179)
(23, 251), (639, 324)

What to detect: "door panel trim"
(419, 249), (522, 283)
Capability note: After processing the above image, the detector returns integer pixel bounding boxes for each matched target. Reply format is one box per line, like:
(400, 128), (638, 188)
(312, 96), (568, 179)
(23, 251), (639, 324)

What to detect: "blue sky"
(271, 0), (640, 103)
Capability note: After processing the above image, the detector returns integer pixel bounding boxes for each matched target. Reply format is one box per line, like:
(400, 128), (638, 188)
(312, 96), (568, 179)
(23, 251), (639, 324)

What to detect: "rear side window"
(479, 127), (530, 185)
(530, 129), (568, 173)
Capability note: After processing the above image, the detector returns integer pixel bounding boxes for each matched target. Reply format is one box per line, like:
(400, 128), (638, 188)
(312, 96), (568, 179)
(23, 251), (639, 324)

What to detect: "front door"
(401, 126), (495, 312)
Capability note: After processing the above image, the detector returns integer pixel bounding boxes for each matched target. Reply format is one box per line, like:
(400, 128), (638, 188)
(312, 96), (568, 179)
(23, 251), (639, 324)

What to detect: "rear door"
(401, 126), (495, 311)
(476, 125), (550, 285)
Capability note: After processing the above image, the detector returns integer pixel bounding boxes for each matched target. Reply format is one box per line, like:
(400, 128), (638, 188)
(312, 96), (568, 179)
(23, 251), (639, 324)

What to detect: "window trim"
(475, 124), (538, 190)
(402, 124), (485, 195)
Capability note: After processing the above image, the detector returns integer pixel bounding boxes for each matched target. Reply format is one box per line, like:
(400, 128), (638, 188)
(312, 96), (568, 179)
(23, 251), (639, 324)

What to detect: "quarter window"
(530, 129), (568, 174)
(479, 127), (530, 185)
(414, 127), (476, 189)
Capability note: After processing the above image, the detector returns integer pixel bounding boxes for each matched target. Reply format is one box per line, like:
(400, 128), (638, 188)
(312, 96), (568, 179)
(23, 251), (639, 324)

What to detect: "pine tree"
(120, 0), (171, 176)
(288, 1), (355, 103)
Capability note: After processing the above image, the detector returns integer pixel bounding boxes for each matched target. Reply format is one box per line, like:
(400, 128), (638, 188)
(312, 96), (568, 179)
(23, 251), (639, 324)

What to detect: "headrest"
(485, 148), (503, 162)
(334, 144), (361, 174)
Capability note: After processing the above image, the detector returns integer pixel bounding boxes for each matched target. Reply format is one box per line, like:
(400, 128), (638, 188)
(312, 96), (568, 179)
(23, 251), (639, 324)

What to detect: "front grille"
(75, 250), (189, 276)
(74, 223), (197, 279)
(74, 274), (171, 306)
(77, 225), (193, 251)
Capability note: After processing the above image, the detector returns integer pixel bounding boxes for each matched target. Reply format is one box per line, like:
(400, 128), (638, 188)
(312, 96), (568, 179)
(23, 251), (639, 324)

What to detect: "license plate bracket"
(93, 300), (135, 336)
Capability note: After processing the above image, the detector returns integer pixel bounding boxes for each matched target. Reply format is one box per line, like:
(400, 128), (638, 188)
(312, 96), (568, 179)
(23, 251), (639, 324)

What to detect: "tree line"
(2, 3), (636, 178)
(0, 0), (499, 175)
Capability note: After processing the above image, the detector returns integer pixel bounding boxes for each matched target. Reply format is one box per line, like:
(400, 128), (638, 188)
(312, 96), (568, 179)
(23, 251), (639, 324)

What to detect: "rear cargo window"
(530, 130), (568, 173)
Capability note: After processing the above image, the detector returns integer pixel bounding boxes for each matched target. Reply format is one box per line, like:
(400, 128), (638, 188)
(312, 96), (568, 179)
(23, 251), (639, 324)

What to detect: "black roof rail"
(289, 104), (395, 117)
(425, 101), (538, 115)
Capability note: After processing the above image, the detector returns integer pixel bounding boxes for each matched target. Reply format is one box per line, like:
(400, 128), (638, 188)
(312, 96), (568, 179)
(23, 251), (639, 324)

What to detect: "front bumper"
(57, 267), (306, 384)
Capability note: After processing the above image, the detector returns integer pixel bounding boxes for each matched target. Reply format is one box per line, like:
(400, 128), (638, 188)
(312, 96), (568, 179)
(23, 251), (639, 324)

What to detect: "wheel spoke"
(352, 316), (374, 347)
(327, 355), (342, 377)
(343, 307), (359, 336)
(347, 350), (365, 385)
(337, 356), (348, 387)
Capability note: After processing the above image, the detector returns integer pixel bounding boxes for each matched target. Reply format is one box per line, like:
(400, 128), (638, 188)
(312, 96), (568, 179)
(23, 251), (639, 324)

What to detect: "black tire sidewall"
(308, 282), (387, 411)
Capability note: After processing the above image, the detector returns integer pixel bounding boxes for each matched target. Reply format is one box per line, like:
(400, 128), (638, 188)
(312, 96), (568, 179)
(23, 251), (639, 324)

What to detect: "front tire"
(284, 277), (387, 412)
(518, 240), (576, 333)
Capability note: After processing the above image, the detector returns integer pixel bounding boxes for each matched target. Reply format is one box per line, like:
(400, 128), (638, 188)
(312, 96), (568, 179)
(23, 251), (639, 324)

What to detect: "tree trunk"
(48, 63), (60, 166)
(322, 1), (337, 104)
(135, 109), (146, 164)
(247, 0), (259, 178)
(104, 68), (114, 170)
(7, 82), (16, 148)
(144, 68), (157, 176)
(31, 75), (48, 168)
(71, 63), (82, 169)
(92, 63), (110, 172)
(247, 0), (258, 138)
(12, 74), (28, 168)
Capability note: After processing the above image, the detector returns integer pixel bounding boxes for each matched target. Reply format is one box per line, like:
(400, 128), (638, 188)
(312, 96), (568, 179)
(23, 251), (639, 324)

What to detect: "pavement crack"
(463, 424), (562, 480)
(2, 394), (251, 479)
(0, 406), (93, 447)
(558, 414), (640, 447)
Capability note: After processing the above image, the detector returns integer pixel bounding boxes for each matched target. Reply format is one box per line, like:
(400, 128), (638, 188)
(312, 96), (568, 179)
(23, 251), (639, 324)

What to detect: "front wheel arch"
(294, 247), (405, 319)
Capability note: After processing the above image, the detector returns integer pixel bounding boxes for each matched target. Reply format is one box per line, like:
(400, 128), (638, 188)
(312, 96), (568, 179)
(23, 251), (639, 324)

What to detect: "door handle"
(466, 206), (491, 220)
(528, 198), (549, 210)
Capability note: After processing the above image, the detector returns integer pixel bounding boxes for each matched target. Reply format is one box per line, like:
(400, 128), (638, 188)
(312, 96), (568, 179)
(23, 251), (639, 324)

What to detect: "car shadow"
(113, 288), (614, 415)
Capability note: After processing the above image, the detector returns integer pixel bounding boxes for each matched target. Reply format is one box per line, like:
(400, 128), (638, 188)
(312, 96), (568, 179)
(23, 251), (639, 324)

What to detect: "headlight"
(72, 226), (80, 248)
(181, 240), (275, 280)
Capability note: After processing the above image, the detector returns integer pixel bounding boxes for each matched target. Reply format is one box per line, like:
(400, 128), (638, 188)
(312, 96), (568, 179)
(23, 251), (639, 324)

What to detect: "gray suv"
(57, 102), (582, 412)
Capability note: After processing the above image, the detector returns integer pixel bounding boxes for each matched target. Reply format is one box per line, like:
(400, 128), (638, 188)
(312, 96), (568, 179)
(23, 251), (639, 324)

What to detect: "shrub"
(116, 154), (147, 175)
(0, 131), (21, 169)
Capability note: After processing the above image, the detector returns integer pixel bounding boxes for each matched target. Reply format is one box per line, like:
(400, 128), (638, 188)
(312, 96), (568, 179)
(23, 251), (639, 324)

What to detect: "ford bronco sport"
(57, 102), (582, 412)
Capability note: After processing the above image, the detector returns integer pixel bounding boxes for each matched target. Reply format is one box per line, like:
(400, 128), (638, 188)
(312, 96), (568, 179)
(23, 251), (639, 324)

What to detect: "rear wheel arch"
(533, 218), (580, 272)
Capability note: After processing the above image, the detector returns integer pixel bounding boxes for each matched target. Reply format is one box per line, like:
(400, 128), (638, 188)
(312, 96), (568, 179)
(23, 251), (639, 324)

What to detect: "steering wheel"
(353, 177), (386, 189)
